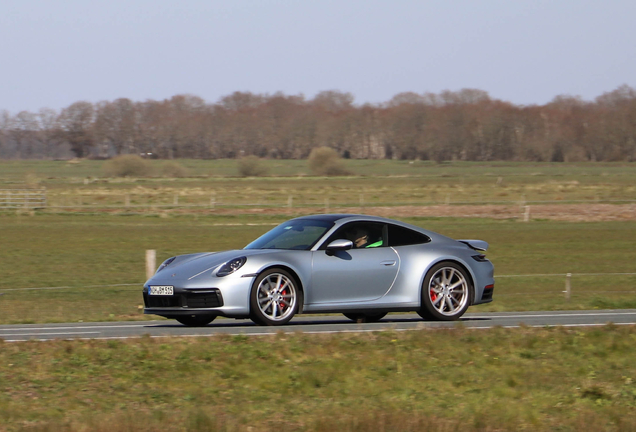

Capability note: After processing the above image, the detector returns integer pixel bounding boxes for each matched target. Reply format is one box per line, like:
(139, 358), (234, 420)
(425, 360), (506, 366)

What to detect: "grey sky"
(1, 0), (635, 113)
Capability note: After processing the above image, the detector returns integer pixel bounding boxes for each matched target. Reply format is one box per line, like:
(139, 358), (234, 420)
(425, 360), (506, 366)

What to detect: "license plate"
(149, 286), (174, 296)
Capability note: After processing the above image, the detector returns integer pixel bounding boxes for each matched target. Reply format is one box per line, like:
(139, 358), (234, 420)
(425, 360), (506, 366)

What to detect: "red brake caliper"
(280, 288), (287, 311)
(430, 286), (437, 302)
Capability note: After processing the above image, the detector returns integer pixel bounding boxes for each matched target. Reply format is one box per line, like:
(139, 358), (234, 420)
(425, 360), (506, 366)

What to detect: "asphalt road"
(2, 310), (636, 342)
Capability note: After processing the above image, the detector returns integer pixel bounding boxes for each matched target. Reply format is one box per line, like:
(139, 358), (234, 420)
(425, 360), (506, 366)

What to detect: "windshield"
(245, 219), (334, 250)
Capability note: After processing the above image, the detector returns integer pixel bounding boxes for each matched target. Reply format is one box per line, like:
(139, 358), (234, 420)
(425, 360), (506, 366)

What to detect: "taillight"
(484, 284), (494, 290)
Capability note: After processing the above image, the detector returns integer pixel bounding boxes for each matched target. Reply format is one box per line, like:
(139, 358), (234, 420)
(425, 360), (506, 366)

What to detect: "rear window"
(388, 224), (431, 247)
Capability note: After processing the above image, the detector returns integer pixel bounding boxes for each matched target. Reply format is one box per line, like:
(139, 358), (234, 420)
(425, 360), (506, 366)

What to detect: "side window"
(387, 224), (431, 247)
(322, 222), (387, 249)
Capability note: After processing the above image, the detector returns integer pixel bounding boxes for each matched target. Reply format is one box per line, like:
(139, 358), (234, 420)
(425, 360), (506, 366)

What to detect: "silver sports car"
(143, 214), (494, 326)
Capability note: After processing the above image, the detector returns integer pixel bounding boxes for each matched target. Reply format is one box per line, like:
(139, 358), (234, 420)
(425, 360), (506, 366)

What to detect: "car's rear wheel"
(418, 262), (472, 321)
(250, 268), (298, 326)
(175, 315), (216, 327)
(343, 312), (387, 323)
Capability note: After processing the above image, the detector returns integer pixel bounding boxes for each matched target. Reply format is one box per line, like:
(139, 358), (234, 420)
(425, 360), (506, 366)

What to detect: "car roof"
(291, 213), (454, 244)
(292, 213), (413, 227)
(291, 214), (360, 223)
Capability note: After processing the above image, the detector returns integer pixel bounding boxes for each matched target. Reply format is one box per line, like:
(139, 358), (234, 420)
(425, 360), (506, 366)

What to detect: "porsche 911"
(143, 214), (495, 326)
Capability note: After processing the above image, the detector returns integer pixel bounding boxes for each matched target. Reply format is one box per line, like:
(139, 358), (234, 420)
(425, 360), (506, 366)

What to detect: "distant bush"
(161, 160), (189, 178)
(308, 147), (352, 176)
(103, 155), (154, 177)
(24, 172), (42, 187)
(237, 156), (269, 177)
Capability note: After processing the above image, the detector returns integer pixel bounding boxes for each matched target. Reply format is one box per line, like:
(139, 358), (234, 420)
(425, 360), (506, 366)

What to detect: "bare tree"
(387, 92), (426, 107)
(0, 110), (10, 157)
(94, 98), (136, 155)
(4, 85), (636, 162)
(58, 101), (95, 158)
(311, 90), (354, 112)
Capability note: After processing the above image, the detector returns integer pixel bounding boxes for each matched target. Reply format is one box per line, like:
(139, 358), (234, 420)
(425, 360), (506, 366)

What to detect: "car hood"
(147, 248), (282, 285)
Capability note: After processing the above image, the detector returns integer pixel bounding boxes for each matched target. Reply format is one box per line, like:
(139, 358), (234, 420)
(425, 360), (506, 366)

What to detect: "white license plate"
(149, 286), (174, 296)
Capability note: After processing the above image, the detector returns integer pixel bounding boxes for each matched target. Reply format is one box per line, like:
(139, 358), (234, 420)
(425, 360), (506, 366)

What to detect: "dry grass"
(1, 160), (634, 214)
(161, 161), (189, 178)
(102, 155), (154, 178)
(308, 147), (352, 176)
(236, 156), (269, 177)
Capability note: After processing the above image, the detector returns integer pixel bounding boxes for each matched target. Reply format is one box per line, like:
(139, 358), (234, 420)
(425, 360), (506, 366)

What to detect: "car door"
(308, 222), (400, 304)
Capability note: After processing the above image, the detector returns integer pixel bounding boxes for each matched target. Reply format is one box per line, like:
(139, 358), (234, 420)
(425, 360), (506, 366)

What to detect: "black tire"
(250, 268), (299, 326)
(418, 261), (473, 321)
(343, 312), (387, 323)
(175, 315), (216, 327)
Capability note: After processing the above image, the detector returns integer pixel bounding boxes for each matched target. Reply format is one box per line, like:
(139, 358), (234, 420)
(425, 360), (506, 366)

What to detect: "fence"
(14, 191), (636, 213)
(0, 189), (47, 209)
(494, 272), (636, 299)
(2, 263), (634, 303)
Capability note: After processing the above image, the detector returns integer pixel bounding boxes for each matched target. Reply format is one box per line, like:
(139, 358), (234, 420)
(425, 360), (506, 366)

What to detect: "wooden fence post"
(146, 250), (156, 281)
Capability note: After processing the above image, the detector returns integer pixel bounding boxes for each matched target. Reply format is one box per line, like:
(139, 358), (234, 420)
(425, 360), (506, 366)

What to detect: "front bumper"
(144, 288), (224, 309)
(143, 275), (254, 318)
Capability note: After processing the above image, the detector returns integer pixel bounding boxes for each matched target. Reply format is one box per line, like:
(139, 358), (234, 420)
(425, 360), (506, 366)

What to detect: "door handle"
(380, 260), (396, 266)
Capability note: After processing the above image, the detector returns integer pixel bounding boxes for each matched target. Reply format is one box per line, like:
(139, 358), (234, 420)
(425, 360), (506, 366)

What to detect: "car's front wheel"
(175, 315), (216, 327)
(418, 262), (472, 321)
(250, 268), (299, 326)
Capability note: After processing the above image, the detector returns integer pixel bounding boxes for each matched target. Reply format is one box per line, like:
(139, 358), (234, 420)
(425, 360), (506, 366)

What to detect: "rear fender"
(457, 239), (489, 252)
(419, 257), (477, 306)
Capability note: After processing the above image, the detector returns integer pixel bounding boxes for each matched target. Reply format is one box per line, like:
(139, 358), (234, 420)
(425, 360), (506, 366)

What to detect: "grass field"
(3, 159), (635, 180)
(1, 161), (636, 432)
(0, 213), (634, 324)
(2, 326), (636, 431)
(1, 160), (635, 324)
(2, 160), (635, 209)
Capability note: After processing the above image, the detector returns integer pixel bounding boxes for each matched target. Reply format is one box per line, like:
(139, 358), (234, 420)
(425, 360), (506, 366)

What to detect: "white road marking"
(0, 324), (154, 332)
(2, 311), (636, 342)
(1, 331), (100, 337)
(468, 312), (636, 319)
(5, 322), (636, 342)
(3, 311), (634, 333)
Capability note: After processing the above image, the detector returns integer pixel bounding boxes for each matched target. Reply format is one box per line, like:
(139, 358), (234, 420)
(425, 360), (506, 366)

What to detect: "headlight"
(216, 257), (246, 277)
(156, 257), (176, 274)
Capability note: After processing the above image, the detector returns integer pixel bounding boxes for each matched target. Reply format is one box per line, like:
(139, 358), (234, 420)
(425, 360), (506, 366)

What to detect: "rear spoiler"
(457, 239), (489, 252)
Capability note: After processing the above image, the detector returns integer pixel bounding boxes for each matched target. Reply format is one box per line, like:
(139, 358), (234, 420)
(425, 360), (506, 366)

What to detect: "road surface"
(2, 310), (636, 342)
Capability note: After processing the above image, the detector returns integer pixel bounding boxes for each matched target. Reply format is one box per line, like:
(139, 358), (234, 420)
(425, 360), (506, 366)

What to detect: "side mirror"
(325, 239), (353, 256)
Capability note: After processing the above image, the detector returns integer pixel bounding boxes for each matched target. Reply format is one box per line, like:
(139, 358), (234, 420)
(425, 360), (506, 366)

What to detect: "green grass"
(2, 159), (636, 180)
(1, 160), (635, 324)
(0, 213), (634, 324)
(1, 326), (636, 431)
(2, 161), (635, 432)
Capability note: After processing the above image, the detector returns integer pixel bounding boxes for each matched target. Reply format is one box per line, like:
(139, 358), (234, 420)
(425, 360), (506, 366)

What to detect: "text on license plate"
(149, 286), (174, 296)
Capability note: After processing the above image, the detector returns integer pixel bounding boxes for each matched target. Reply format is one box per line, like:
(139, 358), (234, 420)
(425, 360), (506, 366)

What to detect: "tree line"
(1, 86), (635, 162)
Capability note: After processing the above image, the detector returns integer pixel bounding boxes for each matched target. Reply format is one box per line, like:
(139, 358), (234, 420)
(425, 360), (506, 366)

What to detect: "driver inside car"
(348, 227), (383, 248)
